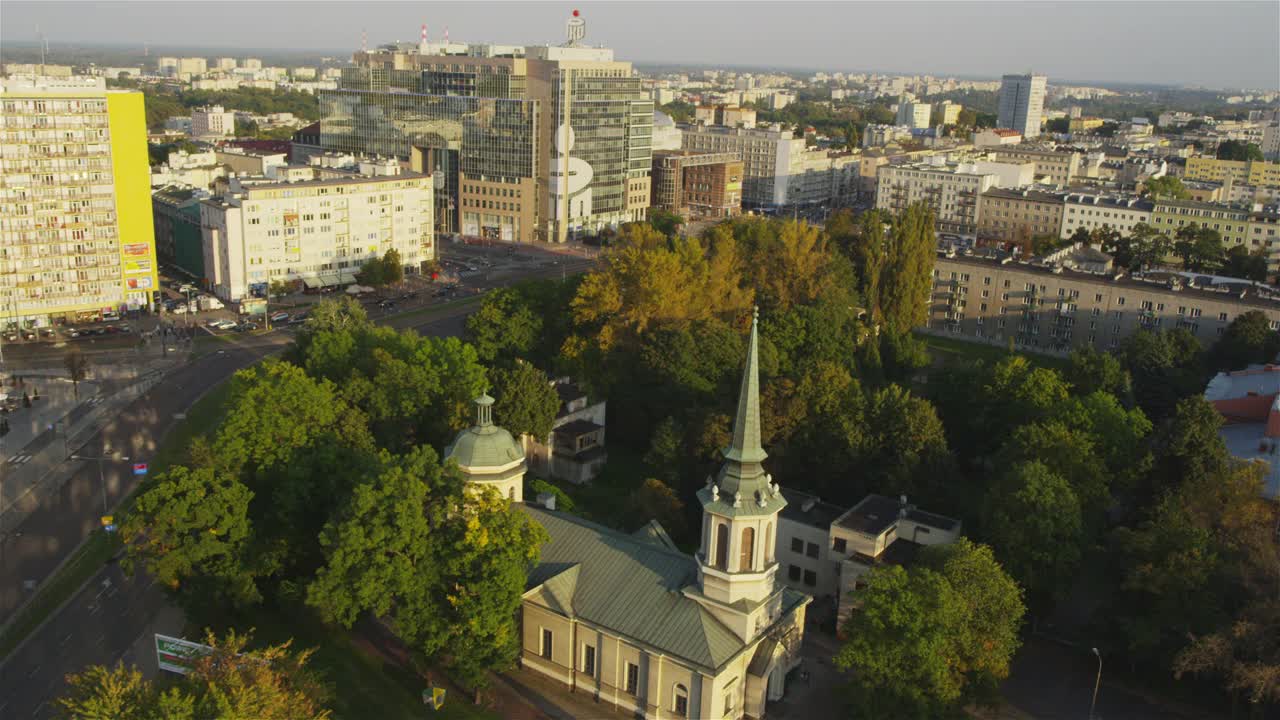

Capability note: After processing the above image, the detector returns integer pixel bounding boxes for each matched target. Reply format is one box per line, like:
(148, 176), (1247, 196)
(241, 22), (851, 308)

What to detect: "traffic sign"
(103, 524), (117, 533)
(100, 515), (113, 527)
(132, 463), (148, 476)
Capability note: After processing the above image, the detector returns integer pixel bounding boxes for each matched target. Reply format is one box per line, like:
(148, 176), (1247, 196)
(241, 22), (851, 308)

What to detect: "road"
(0, 248), (594, 719)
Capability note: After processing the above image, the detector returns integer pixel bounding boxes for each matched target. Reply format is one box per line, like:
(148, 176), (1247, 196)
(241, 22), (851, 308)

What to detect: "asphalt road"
(0, 248), (595, 719)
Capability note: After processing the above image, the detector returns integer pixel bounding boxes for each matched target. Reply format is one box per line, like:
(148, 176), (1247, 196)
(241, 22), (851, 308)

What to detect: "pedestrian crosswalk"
(6, 454), (33, 465)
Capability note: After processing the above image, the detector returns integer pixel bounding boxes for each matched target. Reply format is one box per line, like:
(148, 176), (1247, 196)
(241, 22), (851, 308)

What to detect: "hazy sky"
(4, 1), (1278, 89)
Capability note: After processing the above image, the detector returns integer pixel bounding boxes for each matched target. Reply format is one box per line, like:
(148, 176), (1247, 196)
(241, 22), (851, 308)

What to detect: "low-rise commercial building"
(200, 172), (434, 301)
(1069, 117), (1105, 134)
(976, 188), (1066, 244)
(1059, 193), (1154, 239)
(650, 150), (744, 219)
(152, 186), (207, 281)
(928, 245), (1280, 354)
(1204, 365), (1280, 499)
(973, 128), (1022, 148)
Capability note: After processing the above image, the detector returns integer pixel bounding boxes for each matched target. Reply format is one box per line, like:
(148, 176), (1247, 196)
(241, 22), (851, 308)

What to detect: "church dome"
(445, 394), (525, 475)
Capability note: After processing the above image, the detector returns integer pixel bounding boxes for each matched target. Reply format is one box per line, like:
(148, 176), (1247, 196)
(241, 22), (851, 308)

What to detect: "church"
(446, 309), (809, 719)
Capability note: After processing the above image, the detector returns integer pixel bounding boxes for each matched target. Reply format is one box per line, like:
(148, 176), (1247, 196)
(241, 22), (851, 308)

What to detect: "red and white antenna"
(420, 23), (428, 53)
(444, 26), (450, 46)
(361, 28), (367, 52)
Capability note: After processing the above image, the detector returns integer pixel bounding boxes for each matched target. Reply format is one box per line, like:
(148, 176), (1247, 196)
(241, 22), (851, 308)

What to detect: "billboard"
(241, 298), (267, 316)
(123, 243), (153, 275)
(155, 634), (213, 675)
(127, 276), (153, 290)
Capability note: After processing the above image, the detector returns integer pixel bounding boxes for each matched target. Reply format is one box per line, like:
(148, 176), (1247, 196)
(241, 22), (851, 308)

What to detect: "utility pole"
(1089, 647), (1102, 720)
(71, 450), (131, 516)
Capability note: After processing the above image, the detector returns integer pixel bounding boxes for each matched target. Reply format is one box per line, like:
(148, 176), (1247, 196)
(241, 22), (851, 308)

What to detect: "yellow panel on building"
(107, 92), (159, 308)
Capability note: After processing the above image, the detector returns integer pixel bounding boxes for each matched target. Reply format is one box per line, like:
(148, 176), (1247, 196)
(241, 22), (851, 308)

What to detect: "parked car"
(269, 311), (290, 323)
(171, 305), (189, 315)
(20, 330), (36, 341)
(40, 328), (56, 339)
(216, 320), (238, 330)
(235, 322), (258, 332)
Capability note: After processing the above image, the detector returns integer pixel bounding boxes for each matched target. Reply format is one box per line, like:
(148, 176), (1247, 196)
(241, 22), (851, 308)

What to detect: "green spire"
(723, 307), (767, 466)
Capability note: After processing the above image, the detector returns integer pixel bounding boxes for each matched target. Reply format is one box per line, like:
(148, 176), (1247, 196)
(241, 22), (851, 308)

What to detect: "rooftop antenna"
(361, 28), (367, 53)
(419, 23), (428, 54)
(444, 25), (450, 46)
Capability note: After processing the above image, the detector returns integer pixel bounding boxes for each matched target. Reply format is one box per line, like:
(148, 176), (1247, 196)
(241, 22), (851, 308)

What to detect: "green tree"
(122, 466), (260, 609)
(1220, 244), (1269, 282)
(860, 384), (951, 499)
(1209, 309), (1280, 372)
(845, 122), (860, 151)
(464, 287), (543, 366)
(1173, 224), (1225, 272)
(984, 461), (1084, 611)
(1216, 140), (1264, 162)
(381, 248), (404, 285)
(267, 279), (291, 300)
(879, 203), (936, 332)
(649, 209), (685, 237)
(490, 361), (561, 440)
(644, 416), (685, 484)
(56, 663), (192, 720)
(837, 543), (1024, 716)
(1118, 328), (1205, 421)
(64, 346), (89, 399)
(357, 255), (386, 287)
(1045, 117), (1071, 134)
(1142, 175), (1190, 200)
(848, 209), (888, 323)
(1065, 346), (1131, 398)
(630, 478), (688, 540)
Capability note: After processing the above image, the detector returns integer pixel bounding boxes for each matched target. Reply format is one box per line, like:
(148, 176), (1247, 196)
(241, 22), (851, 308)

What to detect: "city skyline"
(2, 1), (1278, 90)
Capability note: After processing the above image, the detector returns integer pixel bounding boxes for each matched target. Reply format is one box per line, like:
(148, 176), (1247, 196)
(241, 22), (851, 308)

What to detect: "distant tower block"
(566, 9), (586, 45)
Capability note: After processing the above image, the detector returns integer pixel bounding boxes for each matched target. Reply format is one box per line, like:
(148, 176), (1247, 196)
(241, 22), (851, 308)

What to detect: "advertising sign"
(133, 463), (148, 476)
(127, 276), (154, 290)
(155, 634), (213, 675)
(241, 298), (267, 316)
(124, 259), (153, 275)
(123, 243), (150, 257)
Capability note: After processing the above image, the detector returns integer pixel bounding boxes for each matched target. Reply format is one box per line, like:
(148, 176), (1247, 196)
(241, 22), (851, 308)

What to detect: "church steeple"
(714, 307), (775, 501)
(723, 307), (767, 467)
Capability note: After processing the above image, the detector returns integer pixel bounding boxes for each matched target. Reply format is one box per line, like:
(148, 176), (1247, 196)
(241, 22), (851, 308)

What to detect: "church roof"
(520, 505), (806, 672)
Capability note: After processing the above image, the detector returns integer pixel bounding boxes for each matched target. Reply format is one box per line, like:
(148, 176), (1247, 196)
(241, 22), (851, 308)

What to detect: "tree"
(1065, 346), (1131, 398)
(1141, 175), (1190, 200)
(1118, 328), (1205, 421)
(860, 384), (951, 499)
(464, 288), (542, 366)
(122, 466), (260, 610)
(879, 203), (936, 332)
(847, 209), (888, 324)
(984, 461), (1084, 611)
(56, 663), (192, 720)
(614, 222), (670, 250)
(1173, 224), (1224, 272)
(381, 248), (404, 285)
(648, 209), (685, 237)
(845, 122), (860, 151)
(1209, 309), (1280, 372)
(836, 542), (1024, 717)
(267, 279), (291, 300)
(1220, 244), (1269, 283)
(64, 346), (89, 399)
(1216, 140), (1264, 162)
(490, 361), (561, 440)
(1045, 117), (1070, 134)
(357, 256), (386, 287)
(630, 478), (687, 540)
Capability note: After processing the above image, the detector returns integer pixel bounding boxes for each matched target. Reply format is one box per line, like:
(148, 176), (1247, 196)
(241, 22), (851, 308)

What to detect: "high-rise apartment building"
(200, 172), (434, 301)
(997, 73), (1047, 138)
(895, 100), (931, 130)
(0, 76), (158, 327)
(191, 105), (236, 137)
(318, 12), (652, 243)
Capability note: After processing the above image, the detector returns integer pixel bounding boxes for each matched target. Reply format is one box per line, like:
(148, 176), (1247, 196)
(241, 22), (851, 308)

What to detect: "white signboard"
(155, 633), (213, 675)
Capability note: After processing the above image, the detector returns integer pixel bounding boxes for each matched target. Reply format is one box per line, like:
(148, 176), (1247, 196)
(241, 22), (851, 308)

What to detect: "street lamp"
(1089, 647), (1103, 720)
(70, 451), (130, 515)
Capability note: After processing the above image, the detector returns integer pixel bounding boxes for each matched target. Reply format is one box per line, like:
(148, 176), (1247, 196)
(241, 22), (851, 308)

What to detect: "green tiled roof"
(521, 505), (748, 671)
(445, 395), (524, 470)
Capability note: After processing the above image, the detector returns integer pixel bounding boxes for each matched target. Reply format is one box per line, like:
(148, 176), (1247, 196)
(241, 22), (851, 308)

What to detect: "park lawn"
(191, 602), (498, 720)
(917, 331), (1069, 372)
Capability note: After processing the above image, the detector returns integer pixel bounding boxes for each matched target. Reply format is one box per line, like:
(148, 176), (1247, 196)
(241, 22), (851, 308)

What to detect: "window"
(764, 523), (773, 562)
(625, 663), (639, 695)
(715, 523), (729, 570)
(805, 542), (819, 559)
(788, 564), (801, 581)
(541, 629), (553, 660)
(803, 569), (817, 586)
(582, 645), (596, 677)
(833, 537), (847, 554)
(674, 684), (689, 717)
(740, 527), (755, 571)
(790, 537), (803, 553)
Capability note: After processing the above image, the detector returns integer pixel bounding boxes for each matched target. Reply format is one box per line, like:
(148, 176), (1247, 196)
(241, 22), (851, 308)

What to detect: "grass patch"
(390, 295), (484, 324)
(917, 331), (1069, 372)
(194, 602), (498, 720)
(0, 529), (121, 658)
(147, 379), (235, 477)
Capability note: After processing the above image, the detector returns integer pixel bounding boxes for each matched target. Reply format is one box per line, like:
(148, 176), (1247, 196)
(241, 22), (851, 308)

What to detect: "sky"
(3, 1), (1278, 90)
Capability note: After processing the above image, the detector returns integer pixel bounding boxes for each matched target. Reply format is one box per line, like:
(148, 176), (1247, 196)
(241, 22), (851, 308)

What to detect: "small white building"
(524, 377), (607, 485)
(192, 105), (235, 138)
(776, 490), (961, 629)
(199, 171), (434, 301)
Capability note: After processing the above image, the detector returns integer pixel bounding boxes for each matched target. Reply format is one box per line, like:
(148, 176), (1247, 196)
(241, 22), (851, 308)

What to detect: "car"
(170, 305), (189, 315)
(21, 330), (36, 341)
(269, 311), (290, 323)
(3, 331), (17, 342)
(40, 328), (56, 338)
(216, 320), (238, 330)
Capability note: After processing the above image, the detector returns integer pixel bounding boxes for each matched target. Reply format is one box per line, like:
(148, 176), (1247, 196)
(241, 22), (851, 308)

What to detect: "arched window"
(740, 527), (755, 571)
(715, 523), (729, 570)
(764, 522), (773, 563)
(673, 683), (689, 717)
(508, 487), (516, 501)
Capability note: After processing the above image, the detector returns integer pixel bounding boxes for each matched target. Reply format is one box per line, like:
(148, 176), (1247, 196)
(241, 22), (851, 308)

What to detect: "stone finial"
(711, 483), (720, 502)
(733, 491), (742, 508)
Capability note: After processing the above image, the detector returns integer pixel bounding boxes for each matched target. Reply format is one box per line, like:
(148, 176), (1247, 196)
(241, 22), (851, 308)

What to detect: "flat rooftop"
(1204, 365), (1280, 402)
(778, 489), (846, 531)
